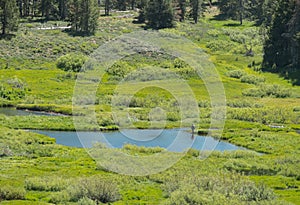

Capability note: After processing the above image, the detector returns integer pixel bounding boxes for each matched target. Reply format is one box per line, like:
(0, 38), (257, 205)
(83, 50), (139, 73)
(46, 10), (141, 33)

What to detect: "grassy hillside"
(0, 8), (299, 205)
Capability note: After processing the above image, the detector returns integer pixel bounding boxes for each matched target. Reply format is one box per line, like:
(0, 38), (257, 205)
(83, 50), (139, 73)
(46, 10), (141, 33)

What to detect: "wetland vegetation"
(0, 0), (299, 204)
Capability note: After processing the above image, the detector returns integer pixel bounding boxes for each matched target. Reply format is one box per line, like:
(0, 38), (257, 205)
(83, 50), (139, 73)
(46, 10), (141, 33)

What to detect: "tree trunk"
(239, 0), (243, 25)
(18, 0), (23, 17)
(105, 0), (110, 16)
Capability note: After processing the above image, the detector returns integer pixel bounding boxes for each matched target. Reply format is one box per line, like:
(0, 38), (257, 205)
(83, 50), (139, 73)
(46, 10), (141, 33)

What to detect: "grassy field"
(0, 8), (300, 205)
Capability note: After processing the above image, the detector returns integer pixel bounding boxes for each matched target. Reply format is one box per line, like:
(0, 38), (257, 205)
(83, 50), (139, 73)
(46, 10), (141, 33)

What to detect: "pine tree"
(0, 0), (19, 35)
(190, 0), (203, 24)
(145, 0), (174, 29)
(58, 0), (68, 20)
(263, 0), (298, 71)
(41, 0), (57, 20)
(69, 0), (99, 34)
(178, 0), (186, 22)
(104, 0), (111, 16)
(116, 0), (126, 11)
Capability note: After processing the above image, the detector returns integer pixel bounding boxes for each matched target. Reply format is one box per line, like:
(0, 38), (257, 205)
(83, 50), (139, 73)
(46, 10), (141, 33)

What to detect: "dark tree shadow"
(281, 70), (300, 86)
(62, 29), (93, 37)
(262, 67), (300, 86)
(223, 23), (241, 27)
(210, 13), (228, 21)
(0, 34), (16, 40)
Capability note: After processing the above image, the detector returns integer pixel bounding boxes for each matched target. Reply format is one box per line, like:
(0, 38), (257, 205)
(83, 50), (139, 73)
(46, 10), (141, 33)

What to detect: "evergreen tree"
(0, 0), (19, 35)
(41, 0), (57, 20)
(145, 0), (174, 29)
(178, 0), (186, 22)
(58, 0), (68, 19)
(116, 0), (126, 10)
(69, 0), (99, 34)
(263, 0), (299, 71)
(137, 0), (147, 22)
(190, 0), (203, 24)
(218, 0), (265, 25)
(104, 0), (111, 16)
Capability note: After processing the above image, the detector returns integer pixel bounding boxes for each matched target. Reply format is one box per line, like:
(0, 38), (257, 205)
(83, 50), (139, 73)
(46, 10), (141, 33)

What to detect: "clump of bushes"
(106, 61), (134, 80)
(226, 70), (265, 85)
(227, 100), (263, 108)
(25, 176), (69, 192)
(240, 74), (265, 85)
(173, 58), (188, 69)
(226, 70), (246, 79)
(243, 84), (291, 98)
(162, 171), (275, 204)
(0, 186), (25, 201)
(0, 77), (27, 101)
(228, 107), (294, 124)
(56, 53), (88, 72)
(293, 106), (300, 112)
(0, 144), (13, 157)
(206, 40), (234, 52)
(123, 144), (164, 155)
(68, 176), (121, 204)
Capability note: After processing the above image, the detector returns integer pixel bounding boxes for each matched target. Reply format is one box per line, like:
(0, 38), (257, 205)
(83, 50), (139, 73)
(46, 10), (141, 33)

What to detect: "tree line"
(0, 0), (299, 73)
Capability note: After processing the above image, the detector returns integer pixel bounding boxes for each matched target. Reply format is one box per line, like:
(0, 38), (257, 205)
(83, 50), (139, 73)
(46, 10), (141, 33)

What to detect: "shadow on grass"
(62, 29), (93, 37)
(282, 70), (300, 86)
(223, 23), (242, 27)
(0, 34), (16, 40)
(263, 68), (300, 86)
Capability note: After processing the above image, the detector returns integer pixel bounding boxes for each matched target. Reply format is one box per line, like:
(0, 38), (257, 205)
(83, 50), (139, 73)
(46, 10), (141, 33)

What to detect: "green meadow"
(0, 8), (299, 205)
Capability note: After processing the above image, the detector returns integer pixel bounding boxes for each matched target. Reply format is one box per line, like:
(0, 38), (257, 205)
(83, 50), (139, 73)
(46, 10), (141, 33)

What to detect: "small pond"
(34, 129), (246, 152)
(1, 107), (247, 152)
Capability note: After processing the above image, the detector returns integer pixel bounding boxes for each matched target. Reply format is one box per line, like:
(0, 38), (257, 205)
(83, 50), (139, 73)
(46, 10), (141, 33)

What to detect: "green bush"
(0, 144), (13, 157)
(240, 74), (265, 85)
(243, 84), (291, 98)
(78, 197), (97, 205)
(293, 106), (300, 112)
(0, 77), (27, 101)
(226, 70), (246, 79)
(49, 191), (71, 204)
(106, 61), (134, 80)
(206, 40), (234, 52)
(25, 176), (69, 192)
(167, 112), (180, 122)
(227, 100), (263, 108)
(68, 176), (120, 203)
(0, 186), (25, 201)
(56, 53), (88, 72)
(173, 58), (188, 69)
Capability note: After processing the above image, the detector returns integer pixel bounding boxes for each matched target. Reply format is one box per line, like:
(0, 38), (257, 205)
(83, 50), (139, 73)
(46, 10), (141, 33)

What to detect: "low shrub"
(106, 61), (134, 80)
(0, 186), (25, 201)
(173, 58), (188, 69)
(227, 100), (263, 108)
(49, 191), (70, 204)
(78, 197), (97, 205)
(226, 70), (246, 79)
(68, 176), (120, 203)
(25, 176), (69, 192)
(293, 106), (300, 112)
(0, 144), (13, 157)
(0, 77), (27, 101)
(123, 144), (164, 154)
(167, 112), (180, 122)
(56, 53), (88, 72)
(198, 100), (210, 108)
(240, 74), (265, 85)
(206, 40), (234, 52)
(243, 84), (291, 98)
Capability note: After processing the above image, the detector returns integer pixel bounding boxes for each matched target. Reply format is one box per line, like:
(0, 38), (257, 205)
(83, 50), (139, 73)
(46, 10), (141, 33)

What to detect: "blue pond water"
(34, 129), (246, 152)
